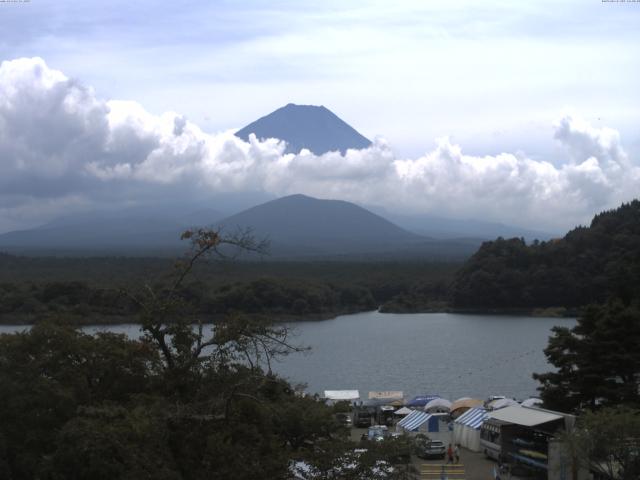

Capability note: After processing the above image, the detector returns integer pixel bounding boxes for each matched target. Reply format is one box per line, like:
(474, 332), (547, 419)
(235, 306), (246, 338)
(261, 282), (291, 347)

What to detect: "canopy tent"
(453, 397), (471, 403)
(450, 398), (483, 418)
(487, 398), (519, 410)
(424, 398), (452, 413)
(394, 407), (413, 416)
(405, 395), (440, 408)
(323, 390), (360, 402)
(397, 410), (446, 434)
(453, 407), (488, 452)
(456, 407), (488, 429)
(488, 406), (563, 427)
(521, 398), (543, 408)
(398, 410), (430, 431)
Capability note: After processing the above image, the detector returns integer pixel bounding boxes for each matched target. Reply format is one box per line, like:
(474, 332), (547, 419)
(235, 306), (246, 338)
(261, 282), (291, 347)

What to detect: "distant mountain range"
(375, 210), (554, 242)
(0, 197), (551, 257)
(0, 104), (556, 257)
(0, 207), (224, 255)
(0, 193), (554, 258)
(233, 103), (554, 241)
(235, 103), (371, 155)
(0, 194), (480, 259)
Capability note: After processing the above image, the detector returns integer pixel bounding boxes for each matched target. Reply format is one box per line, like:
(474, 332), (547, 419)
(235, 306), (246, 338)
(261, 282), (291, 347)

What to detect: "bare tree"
(123, 227), (305, 394)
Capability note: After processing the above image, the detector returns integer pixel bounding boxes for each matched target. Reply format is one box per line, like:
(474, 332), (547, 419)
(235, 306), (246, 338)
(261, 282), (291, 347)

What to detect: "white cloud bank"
(0, 57), (638, 233)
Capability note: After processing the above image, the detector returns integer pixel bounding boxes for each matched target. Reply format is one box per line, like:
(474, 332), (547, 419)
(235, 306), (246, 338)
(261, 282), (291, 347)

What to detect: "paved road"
(412, 450), (521, 480)
(350, 427), (525, 480)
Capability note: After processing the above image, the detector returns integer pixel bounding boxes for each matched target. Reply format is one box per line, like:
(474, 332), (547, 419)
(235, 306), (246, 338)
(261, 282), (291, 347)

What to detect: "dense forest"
(2, 200), (639, 323)
(0, 278), (376, 324)
(0, 253), (458, 324)
(0, 230), (415, 479)
(451, 200), (640, 310)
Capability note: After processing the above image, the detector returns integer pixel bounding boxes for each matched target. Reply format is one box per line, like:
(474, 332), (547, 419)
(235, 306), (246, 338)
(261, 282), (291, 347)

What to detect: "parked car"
(416, 439), (446, 459)
(367, 425), (389, 441)
(335, 412), (352, 427)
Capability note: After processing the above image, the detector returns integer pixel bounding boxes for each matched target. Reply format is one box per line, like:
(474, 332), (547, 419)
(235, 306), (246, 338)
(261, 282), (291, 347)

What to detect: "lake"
(0, 311), (575, 402)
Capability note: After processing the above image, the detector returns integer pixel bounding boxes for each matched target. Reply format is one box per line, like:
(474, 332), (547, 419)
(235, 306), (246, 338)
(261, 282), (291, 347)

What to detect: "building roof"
(488, 406), (563, 427)
(323, 390), (360, 401)
(454, 407), (488, 429)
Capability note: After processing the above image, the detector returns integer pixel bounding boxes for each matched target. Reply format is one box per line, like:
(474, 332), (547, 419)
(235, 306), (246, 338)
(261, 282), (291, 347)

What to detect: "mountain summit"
(235, 104), (372, 155)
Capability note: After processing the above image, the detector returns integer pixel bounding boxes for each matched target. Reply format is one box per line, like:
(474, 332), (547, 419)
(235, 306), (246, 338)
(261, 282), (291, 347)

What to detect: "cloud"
(0, 57), (638, 234)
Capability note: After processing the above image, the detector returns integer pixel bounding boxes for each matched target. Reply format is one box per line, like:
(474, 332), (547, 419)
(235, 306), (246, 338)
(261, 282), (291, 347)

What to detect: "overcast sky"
(0, 0), (639, 234)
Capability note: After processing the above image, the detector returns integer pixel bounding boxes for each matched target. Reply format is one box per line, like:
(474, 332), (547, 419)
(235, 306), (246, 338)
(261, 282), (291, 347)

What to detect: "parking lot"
(350, 427), (524, 480)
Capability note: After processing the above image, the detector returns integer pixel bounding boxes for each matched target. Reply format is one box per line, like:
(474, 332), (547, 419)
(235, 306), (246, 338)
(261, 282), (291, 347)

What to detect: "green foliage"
(50, 403), (181, 480)
(562, 407), (640, 480)
(204, 278), (376, 317)
(534, 301), (640, 412)
(0, 255), (460, 322)
(293, 436), (414, 480)
(379, 280), (449, 313)
(452, 200), (640, 309)
(0, 322), (159, 479)
(0, 229), (410, 479)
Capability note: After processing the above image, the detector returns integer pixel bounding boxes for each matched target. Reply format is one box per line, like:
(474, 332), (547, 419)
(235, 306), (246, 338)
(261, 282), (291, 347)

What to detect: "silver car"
(416, 439), (446, 459)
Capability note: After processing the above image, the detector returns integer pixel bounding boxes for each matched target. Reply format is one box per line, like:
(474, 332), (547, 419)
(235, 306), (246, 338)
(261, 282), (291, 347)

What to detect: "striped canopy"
(397, 410), (432, 431)
(454, 408), (488, 429)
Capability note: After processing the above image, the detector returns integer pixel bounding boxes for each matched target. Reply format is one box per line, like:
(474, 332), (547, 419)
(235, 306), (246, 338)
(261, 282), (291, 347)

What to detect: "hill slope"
(0, 208), (223, 254)
(217, 194), (423, 256)
(235, 103), (371, 155)
(451, 200), (640, 309)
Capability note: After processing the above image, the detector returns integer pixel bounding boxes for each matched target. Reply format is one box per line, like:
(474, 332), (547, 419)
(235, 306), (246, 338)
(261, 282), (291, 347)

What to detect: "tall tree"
(534, 300), (640, 412)
(561, 408), (640, 480)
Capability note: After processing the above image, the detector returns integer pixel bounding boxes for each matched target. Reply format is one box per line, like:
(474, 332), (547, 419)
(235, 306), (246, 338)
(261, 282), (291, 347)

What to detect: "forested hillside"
(451, 200), (640, 309)
(0, 254), (458, 323)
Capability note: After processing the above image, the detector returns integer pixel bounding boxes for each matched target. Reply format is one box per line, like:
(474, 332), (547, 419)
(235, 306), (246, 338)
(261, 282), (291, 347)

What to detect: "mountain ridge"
(0, 194), (479, 259)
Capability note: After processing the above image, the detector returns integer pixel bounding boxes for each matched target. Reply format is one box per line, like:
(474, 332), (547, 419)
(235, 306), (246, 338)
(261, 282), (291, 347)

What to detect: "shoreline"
(0, 308), (367, 326)
(380, 304), (579, 318)
(0, 305), (579, 327)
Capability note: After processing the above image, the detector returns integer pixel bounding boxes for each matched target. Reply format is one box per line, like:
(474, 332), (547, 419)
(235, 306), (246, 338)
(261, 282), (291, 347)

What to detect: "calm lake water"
(0, 311), (575, 401)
